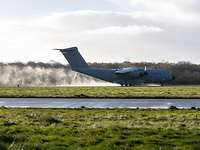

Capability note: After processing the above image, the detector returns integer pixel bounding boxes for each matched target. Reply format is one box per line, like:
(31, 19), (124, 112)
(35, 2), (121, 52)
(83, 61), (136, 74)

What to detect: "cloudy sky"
(0, 0), (200, 64)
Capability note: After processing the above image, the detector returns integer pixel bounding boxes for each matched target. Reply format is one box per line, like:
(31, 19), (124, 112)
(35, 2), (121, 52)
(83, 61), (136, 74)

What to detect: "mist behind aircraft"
(0, 62), (109, 86)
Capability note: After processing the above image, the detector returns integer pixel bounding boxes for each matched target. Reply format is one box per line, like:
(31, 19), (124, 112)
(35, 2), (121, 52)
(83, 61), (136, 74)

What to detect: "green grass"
(0, 86), (199, 98)
(1, 108), (200, 149)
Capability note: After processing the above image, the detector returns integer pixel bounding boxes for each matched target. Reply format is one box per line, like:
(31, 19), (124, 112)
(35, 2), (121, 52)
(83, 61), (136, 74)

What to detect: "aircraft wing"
(114, 67), (136, 75)
(114, 67), (147, 77)
(114, 69), (131, 75)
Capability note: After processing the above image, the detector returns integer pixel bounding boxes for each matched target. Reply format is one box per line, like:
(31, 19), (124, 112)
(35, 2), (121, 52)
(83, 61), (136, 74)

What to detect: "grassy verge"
(0, 86), (199, 98)
(0, 108), (200, 149)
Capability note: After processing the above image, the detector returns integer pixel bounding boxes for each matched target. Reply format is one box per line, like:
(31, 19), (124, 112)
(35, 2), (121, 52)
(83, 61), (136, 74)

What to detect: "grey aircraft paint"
(55, 47), (174, 86)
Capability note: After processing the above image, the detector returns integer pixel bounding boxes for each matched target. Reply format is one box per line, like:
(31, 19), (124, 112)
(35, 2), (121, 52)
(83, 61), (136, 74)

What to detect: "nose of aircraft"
(166, 72), (175, 81)
(172, 75), (175, 80)
(168, 73), (175, 81)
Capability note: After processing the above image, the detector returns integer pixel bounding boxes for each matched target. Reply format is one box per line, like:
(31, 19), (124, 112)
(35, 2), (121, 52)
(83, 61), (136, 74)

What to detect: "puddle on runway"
(0, 98), (200, 108)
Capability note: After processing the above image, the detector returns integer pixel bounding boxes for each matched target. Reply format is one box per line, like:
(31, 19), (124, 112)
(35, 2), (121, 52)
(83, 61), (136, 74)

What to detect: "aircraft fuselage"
(74, 67), (173, 86)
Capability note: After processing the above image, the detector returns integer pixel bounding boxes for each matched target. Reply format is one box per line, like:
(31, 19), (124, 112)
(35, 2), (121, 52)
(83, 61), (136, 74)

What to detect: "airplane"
(55, 47), (175, 86)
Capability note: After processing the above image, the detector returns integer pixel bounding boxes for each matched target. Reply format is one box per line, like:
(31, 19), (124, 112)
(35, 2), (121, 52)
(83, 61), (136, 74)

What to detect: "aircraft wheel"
(160, 83), (164, 86)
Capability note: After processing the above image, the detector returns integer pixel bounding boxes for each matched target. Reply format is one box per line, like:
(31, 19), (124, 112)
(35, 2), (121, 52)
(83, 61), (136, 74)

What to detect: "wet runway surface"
(0, 98), (200, 108)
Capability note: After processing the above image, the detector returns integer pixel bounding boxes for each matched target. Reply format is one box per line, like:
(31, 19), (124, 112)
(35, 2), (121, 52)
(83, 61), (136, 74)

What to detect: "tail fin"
(57, 47), (89, 69)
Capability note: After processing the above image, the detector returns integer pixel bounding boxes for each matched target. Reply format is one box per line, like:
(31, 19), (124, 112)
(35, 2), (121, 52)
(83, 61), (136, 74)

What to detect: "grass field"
(0, 86), (199, 98)
(0, 108), (200, 149)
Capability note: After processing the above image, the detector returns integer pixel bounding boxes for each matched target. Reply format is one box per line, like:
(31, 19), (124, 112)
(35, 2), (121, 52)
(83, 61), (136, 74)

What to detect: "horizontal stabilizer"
(53, 47), (78, 52)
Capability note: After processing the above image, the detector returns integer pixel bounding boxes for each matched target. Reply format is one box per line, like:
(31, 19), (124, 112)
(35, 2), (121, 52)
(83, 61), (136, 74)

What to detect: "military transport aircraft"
(55, 47), (174, 86)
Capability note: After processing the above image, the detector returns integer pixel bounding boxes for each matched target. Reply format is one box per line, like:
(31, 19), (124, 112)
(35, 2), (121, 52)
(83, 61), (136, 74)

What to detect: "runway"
(0, 98), (200, 108)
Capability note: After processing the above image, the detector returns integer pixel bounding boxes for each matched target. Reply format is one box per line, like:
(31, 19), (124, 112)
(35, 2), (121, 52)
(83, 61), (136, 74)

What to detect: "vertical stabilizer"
(57, 47), (89, 69)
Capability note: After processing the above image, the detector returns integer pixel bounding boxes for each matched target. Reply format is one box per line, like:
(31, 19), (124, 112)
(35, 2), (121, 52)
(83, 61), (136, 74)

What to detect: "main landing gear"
(121, 84), (133, 87)
(160, 83), (165, 86)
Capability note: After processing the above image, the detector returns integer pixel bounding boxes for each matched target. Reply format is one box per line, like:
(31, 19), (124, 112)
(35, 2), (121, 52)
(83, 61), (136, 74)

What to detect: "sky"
(0, 0), (200, 64)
